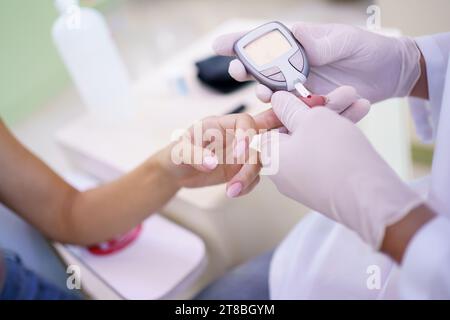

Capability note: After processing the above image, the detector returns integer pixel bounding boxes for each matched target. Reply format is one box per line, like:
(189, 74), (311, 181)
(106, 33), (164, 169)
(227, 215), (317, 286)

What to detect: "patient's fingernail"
(203, 155), (218, 170)
(234, 139), (246, 158)
(227, 182), (242, 198)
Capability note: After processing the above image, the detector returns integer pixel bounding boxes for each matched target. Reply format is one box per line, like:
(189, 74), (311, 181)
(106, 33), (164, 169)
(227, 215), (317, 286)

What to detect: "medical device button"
(261, 66), (281, 77)
(268, 72), (286, 82)
(288, 51), (304, 72)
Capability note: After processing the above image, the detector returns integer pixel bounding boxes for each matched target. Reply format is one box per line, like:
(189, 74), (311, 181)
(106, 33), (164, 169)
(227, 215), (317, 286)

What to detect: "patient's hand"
(156, 111), (282, 198)
(156, 85), (370, 198)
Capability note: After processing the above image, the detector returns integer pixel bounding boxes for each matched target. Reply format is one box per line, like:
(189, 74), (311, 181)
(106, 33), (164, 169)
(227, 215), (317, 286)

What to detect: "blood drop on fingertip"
(300, 94), (327, 108)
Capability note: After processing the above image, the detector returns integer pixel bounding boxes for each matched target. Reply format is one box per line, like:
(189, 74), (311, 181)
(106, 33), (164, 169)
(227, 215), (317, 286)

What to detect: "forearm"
(2, 150), (178, 245)
(61, 152), (179, 245)
(0, 120), (179, 244)
(409, 48), (429, 100)
(381, 204), (436, 264)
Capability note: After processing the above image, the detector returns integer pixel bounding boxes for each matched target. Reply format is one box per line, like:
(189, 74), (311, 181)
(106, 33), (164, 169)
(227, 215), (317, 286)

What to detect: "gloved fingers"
(324, 85), (358, 113)
(340, 98), (371, 123)
(226, 162), (261, 198)
(258, 130), (290, 169)
(255, 84), (273, 103)
(292, 22), (355, 66)
(323, 86), (371, 122)
(292, 22), (331, 41)
(304, 70), (342, 97)
(213, 32), (252, 82)
(263, 86), (367, 133)
(228, 59), (251, 82)
(270, 91), (309, 132)
(212, 31), (246, 56)
(292, 22), (331, 66)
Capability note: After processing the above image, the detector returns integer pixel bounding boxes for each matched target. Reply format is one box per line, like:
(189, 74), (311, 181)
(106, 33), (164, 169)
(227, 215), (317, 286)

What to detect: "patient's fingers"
(233, 114), (258, 160)
(238, 175), (261, 197)
(193, 145), (219, 172)
(211, 113), (257, 160)
(200, 113), (258, 164)
(226, 161), (261, 198)
(173, 139), (218, 173)
(253, 109), (283, 130)
(300, 94), (327, 107)
(212, 32), (246, 56)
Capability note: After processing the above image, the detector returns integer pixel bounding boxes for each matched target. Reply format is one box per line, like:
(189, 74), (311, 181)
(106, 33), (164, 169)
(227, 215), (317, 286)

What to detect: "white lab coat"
(269, 32), (450, 300)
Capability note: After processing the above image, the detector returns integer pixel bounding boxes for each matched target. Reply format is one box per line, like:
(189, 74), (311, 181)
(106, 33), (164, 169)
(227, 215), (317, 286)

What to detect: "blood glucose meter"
(234, 21), (311, 97)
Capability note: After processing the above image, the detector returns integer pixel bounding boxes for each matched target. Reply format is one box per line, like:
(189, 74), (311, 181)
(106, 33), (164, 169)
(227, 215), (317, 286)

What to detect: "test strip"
(294, 82), (311, 98)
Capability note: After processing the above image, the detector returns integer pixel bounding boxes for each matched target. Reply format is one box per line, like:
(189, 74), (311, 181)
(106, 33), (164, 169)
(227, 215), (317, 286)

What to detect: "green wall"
(0, 0), (112, 125)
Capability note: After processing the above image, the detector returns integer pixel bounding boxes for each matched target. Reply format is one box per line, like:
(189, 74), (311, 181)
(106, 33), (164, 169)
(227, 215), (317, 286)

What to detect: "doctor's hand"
(214, 23), (421, 104)
(259, 89), (425, 249)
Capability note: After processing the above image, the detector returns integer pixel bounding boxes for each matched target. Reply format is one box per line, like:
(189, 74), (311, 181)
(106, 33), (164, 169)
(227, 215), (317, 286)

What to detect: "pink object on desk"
(88, 224), (142, 255)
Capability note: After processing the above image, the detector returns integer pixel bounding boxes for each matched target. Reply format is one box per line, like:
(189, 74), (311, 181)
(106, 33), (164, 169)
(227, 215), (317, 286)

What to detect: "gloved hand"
(213, 23), (421, 104)
(259, 89), (424, 249)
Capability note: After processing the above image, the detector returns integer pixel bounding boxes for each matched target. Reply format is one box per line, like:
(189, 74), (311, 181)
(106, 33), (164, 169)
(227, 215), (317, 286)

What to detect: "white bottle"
(52, 0), (133, 121)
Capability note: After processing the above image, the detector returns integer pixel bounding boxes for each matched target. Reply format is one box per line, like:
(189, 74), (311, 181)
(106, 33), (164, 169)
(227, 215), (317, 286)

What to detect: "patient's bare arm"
(0, 111), (276, 245)
(0, 119), (180, 245)
(410, 50), (428, 100)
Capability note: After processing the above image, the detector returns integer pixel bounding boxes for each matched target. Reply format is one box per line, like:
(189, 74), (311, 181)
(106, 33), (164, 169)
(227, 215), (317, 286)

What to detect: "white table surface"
(55, 172), (207, 300)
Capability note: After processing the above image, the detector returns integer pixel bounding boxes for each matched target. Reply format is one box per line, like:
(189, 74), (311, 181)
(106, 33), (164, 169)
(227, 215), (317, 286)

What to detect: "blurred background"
(2, 0), (449, 173)
(1, 0), (449, 299)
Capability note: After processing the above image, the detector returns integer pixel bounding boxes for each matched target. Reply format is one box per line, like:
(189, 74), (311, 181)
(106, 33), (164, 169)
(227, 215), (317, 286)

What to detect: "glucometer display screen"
(244, 30), (292, 66)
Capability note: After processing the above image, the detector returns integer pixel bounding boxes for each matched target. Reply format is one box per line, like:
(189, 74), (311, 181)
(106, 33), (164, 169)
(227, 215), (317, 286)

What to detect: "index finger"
(253, 109), (283, 130)
(212, 32), (246, 56)
(253, 94), (327, 130)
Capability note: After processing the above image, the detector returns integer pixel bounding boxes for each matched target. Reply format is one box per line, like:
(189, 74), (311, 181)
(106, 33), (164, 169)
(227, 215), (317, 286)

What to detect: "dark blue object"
(0, 250), (81, 300)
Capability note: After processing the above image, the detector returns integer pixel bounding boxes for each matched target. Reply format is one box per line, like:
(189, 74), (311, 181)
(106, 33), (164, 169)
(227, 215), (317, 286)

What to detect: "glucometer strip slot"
(294, 82), (311, 98)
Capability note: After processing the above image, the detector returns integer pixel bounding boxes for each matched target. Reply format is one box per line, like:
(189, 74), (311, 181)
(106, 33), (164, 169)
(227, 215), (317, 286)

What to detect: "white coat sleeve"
(399, 33), (450, 299)
(414, 33), (450, 134)
(399, 216), (450, 299)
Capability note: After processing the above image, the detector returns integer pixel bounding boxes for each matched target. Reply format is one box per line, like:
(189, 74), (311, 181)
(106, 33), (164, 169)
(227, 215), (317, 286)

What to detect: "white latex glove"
(214, 23), (421, 104)
(259, 90), (424, 249)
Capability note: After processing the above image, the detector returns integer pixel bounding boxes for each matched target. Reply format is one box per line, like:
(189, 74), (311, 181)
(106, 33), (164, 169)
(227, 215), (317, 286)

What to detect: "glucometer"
(234, 21), (312, 98)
